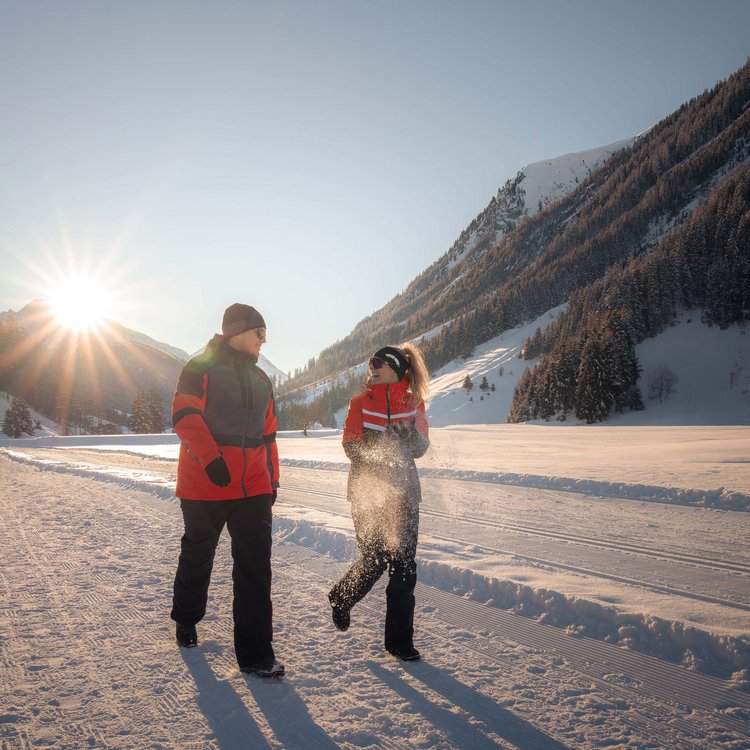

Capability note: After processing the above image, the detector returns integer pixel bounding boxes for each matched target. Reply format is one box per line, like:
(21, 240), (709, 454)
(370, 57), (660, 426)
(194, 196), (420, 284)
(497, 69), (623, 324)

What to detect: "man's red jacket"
(172, 335), (279, 500)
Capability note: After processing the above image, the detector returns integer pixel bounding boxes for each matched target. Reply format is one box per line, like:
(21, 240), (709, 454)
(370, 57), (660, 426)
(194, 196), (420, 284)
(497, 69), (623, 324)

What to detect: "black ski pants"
(329, 503), (419, 651)
(171, 494), (274, 665)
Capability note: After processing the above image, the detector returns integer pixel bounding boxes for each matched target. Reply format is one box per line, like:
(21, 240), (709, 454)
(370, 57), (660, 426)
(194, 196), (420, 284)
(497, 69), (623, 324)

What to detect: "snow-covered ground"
(519, 138), (636, 218)
(1, 425), (749, 749)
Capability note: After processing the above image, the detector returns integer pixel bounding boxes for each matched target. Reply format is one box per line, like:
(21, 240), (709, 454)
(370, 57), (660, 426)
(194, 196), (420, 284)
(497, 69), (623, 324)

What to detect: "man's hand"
(205, 457), (232, 487)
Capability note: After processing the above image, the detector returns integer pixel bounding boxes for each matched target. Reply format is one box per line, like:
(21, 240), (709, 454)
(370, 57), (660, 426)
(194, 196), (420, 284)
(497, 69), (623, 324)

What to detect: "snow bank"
(272, 512), (750, 682)
(0, 433), (182, 449)
(416, 558), (750, 684)
(1, 449), (179, 501)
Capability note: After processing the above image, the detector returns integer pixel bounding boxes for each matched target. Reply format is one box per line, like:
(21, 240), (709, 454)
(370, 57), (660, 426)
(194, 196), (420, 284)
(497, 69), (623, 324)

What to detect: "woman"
(328, 343), (430, 661)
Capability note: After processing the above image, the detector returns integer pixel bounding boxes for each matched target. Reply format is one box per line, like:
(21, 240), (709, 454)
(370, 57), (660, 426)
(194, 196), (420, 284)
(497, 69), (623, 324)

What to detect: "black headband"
(373, 346), (409, 380)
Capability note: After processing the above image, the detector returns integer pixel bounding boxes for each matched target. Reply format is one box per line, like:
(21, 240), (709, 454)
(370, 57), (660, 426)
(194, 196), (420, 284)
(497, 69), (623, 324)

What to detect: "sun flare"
(50, 277), (114, 333)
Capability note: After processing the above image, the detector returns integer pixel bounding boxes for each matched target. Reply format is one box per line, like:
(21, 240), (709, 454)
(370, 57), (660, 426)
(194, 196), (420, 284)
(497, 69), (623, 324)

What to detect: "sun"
(49, 276), (114, 333)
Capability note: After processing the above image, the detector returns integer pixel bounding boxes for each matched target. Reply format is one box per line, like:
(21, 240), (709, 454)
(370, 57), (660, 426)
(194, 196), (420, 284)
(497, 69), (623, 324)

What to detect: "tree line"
(509, 162), (750, 422)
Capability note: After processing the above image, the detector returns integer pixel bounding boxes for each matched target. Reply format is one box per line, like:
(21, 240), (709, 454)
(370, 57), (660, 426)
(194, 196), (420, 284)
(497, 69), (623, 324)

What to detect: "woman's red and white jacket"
(342, 379), (429, 505)
(171, 335), (279, 500)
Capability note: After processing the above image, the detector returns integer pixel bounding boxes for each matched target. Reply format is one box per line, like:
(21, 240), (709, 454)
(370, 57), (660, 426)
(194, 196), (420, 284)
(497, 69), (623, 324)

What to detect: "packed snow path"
(2, 453), (749, 749)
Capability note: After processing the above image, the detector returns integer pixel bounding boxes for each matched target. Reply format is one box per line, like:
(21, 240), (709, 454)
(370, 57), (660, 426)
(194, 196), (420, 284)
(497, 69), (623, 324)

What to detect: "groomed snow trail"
(2, 454), (749, 749)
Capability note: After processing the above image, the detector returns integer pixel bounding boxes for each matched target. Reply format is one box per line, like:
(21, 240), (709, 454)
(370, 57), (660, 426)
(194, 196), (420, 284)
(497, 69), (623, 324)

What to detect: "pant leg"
(384, 504), (419, 651)
(329, 540), (388, 611)
(384, 556), (417, 651)
(226, 494), (274, 665)
(171, 499), (228, 626)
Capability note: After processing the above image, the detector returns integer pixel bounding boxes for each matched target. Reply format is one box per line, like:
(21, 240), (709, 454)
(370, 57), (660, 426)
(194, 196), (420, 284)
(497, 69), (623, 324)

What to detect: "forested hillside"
(278, 59), (750, 427)
(510, 163), (750, 422)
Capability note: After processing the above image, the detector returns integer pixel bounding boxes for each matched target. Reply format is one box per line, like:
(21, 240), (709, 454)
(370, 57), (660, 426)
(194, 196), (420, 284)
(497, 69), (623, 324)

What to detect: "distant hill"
(0, 301), (184, 431)
(0, 300), (286, 433)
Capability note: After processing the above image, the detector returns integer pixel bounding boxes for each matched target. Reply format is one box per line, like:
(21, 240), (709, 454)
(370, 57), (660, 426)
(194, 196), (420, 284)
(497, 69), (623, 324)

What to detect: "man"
(170, 303), (283, 677)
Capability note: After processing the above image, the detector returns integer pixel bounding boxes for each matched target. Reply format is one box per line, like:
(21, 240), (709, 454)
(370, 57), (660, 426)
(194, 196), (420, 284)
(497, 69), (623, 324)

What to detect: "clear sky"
(1, 0), (749, 373)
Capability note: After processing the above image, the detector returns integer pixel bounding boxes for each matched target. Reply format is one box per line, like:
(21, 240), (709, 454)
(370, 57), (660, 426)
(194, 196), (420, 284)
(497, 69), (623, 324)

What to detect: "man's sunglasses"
(369, 357), (385, 369)
(254, 327), (267, 340)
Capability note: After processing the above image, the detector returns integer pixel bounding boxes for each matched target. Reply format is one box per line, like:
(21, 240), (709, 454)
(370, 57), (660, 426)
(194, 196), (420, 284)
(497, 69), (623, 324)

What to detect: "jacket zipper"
(386, 384), (391, 424)
(239, 360), (250, 497)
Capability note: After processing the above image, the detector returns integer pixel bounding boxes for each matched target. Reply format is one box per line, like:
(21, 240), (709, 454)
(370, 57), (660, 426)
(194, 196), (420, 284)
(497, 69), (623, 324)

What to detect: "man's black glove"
(272, 489), (278, 505)
(205, 457), (231, 487)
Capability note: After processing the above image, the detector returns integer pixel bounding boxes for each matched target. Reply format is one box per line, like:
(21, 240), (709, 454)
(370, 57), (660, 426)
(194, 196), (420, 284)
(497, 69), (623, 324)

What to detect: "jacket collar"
(207, 334), (258, 365)
(366, 378), (410, 401)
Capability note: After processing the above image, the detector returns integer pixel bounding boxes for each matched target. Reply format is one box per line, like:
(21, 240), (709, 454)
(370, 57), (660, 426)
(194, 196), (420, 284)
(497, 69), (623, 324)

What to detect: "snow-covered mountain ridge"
(442, 136), (635, 273)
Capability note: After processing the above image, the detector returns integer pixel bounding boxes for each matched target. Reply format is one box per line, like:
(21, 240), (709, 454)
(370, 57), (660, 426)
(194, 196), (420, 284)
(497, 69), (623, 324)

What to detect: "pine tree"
(2, 397), (35, 438)
(522, 327), (544, 359)
(575, 337), (611, 423)
(144, 388), (165, 433)
(462, 374), (474, 394)
(128, 392), (151, 433)
(507, 368), (534, 423)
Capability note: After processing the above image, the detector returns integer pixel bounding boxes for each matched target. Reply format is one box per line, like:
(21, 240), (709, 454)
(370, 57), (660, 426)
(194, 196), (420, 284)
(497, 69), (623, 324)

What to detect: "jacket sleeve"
(408, 401), (430, 459)
(264, 390), (280, 489)
(171, 359), (221, 467)
(342, 398), (366, 462)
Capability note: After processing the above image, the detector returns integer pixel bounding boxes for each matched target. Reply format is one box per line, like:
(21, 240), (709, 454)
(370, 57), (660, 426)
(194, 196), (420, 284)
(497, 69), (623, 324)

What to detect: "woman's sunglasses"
(369, 357), (385, 369)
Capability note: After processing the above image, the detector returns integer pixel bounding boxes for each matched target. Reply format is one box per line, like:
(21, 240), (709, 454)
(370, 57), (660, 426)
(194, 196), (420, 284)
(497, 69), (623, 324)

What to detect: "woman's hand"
(389, 418), (418, 444)
(388, 418), (428, 458)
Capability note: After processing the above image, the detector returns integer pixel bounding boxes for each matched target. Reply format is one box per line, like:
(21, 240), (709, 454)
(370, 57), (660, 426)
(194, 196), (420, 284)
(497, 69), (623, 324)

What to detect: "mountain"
(278, 138), (634, 405)
(278, 59), (750, 427)
(109, 323), (192, 362)
(0, 300), (285, 435)
(0, 300), (184, 430)
(402, 306), (749, 429)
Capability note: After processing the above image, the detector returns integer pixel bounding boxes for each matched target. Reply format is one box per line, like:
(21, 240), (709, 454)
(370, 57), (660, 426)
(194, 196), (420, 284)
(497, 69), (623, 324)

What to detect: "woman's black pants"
(171, 494), (274, 666)
(329, 505), (418, 651)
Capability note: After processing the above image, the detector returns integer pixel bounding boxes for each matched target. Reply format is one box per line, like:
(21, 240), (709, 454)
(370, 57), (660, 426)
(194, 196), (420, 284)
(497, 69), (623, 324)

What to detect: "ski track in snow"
(279, 458), (750, 513)
(2, 444), (750, 749)
(2, 454), (750, 750)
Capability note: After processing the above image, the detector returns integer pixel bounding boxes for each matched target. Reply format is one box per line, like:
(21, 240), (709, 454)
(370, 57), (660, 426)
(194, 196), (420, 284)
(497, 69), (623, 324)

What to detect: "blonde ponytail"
(401, 342), (429, 406)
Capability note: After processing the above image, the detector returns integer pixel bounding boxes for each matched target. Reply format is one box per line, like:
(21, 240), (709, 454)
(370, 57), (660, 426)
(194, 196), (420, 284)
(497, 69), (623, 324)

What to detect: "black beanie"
(373, 346), (409, 380)
(222, 303), (266, 338)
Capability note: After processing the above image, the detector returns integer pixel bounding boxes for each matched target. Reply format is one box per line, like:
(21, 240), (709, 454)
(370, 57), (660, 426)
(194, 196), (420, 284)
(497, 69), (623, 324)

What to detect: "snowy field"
(1, 425), (749, 749)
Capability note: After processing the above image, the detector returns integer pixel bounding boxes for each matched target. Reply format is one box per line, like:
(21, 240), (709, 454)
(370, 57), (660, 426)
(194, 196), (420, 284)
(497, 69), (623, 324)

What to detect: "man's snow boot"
(175, 622), (198, 648)
(240, 657), (285, 678)
(387, 644), (421, 661)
